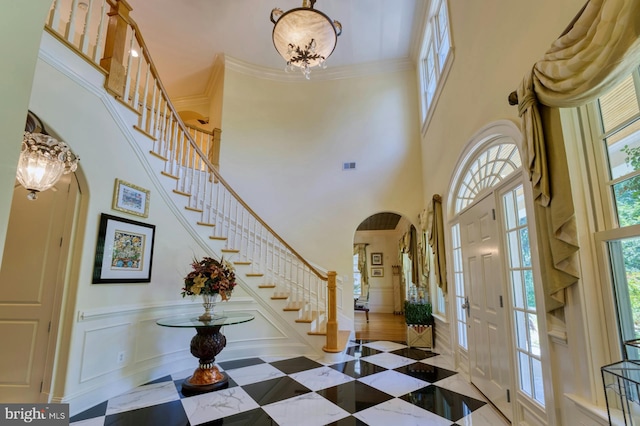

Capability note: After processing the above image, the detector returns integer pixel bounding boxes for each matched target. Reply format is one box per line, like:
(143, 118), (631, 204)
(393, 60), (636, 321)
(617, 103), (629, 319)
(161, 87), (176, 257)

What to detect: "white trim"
(225, 55), (414, 82)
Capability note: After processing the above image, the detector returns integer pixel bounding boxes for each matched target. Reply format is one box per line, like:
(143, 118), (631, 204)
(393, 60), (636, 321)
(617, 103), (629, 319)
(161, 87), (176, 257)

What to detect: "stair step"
(221, 249), (240, 254)
(295, 311), (322, 323)
(196, 221), (215, 227)
(173, 189), (191, 197)
(209, 236), (227, 241)
(258, 284), (276, 288)
(323, 330), (352, 353)
(134, 125), (156, 141)
(271, 295), (289, 300)
(233, 261), (251, 266)
(149, 150), (167, 161)
(185, 206), (203, 213)
(160, 171), (178, 180)
(247, 273), (264, 277)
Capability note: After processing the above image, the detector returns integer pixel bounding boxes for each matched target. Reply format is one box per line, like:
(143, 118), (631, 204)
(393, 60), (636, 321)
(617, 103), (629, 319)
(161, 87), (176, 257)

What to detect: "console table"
(157, 312), (254, 395)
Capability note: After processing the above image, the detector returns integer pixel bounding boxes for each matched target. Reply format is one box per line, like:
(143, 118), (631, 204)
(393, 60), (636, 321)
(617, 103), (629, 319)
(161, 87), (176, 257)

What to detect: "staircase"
(44, 0), (349, 354)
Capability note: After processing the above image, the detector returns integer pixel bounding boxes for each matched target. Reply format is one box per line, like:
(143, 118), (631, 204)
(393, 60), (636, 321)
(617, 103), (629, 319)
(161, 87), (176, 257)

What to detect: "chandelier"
(270, 0), (342, 79)
(16, 112), (79, 200)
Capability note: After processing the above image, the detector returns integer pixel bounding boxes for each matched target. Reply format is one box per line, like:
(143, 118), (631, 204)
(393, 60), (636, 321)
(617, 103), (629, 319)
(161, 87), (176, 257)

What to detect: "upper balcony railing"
(44, 0), (340, 351)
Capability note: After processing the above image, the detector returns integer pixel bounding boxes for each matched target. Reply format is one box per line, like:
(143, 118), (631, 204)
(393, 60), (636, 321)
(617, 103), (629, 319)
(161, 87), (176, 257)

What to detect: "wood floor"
(354, 311), (407, 342)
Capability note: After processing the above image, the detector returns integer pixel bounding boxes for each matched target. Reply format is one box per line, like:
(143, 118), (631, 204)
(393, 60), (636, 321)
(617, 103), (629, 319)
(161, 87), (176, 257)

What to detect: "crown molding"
(224, 55), (415, 82)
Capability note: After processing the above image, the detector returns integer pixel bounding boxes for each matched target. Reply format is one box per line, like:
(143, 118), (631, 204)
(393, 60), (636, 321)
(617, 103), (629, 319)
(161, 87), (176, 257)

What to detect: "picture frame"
(371, 267), (384, 277)
(112, 178), (150, 218)
(371, 252), (383, 265)
(92, 213), (156, 284)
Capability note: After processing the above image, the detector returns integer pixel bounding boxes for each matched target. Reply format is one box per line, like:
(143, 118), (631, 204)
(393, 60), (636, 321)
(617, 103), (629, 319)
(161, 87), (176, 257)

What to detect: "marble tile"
(171, 367), (199, 381)
(353, 397), (452, 426)
(218, 357), (265, 370)
(241, 376), (311, 405)
(262, 392), (350, 426)
(70, 416), (105, 426)
(69, 401), (107, 423)
(435, 374), (486, 400)
(388, 347), (438, 361)
(105, 381), (180, 415)
(362, 341), (407, 352)
(456, 404), (511, 426)
(399, 384), (486, 422)
(289, 366), (354, 391)
(316, 381), (393, 413)
(105, 400), (188, 425)
(269, 356), (325, 374)
(360, 352), (416, 369)
(357, 370), (429, 397)
(421, 353), (456, 370)
(329, 359), (387, 379)
(394, 362), (457, 383)
(180, 386), (259, 424)
(225, 362), (286, 386)
(345, 345), (382, 358)
(142, 375), (173, 385)
(210, 407), (277, 425)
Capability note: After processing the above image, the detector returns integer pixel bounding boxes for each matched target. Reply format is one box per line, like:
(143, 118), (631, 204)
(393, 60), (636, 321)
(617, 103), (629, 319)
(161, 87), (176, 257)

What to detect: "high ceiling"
(126, 0), (425, 99)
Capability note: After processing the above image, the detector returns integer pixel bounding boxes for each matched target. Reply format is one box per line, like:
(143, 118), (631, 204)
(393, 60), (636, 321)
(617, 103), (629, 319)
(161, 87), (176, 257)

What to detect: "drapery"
(418, 208), (431, 288)
(516, 0), (640, 311)
(429, 194), (447, 294)
(354, 243), (368, 299)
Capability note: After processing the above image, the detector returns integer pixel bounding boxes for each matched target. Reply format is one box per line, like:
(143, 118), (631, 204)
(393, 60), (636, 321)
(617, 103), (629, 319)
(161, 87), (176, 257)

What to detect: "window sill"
(432, 313), (448, 324)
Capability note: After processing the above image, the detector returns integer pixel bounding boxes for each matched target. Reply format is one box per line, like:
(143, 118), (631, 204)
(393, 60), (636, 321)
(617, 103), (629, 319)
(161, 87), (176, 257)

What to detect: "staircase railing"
(44, 0), (340, 351)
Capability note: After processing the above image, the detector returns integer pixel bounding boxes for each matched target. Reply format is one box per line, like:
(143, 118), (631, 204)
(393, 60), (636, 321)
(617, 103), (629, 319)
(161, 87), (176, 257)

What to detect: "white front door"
(459, 193), (512, 420)
(0, 175), (76, 402)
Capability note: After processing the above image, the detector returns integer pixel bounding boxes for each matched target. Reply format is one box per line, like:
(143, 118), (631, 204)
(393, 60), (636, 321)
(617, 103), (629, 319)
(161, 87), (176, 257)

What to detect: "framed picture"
(92, 213), (156, 284)
(112, 179), (150, 218)
(371, 267), (384, 277)
(371, 252), (383, 265)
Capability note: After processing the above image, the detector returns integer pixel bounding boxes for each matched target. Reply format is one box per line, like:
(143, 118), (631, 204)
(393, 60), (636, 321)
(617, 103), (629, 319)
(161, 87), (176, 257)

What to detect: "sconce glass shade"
(271, 2), (342, 79)
(17, 132), (79, 200)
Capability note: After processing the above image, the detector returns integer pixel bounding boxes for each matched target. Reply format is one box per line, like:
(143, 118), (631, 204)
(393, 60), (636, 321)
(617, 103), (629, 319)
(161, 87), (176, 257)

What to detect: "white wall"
(220, 68), (424, 313)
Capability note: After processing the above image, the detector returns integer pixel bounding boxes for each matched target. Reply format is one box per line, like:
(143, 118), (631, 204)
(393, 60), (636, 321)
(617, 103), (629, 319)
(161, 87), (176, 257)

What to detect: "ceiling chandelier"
(16, 111), (79, 200)
(270, 0), (342, 79)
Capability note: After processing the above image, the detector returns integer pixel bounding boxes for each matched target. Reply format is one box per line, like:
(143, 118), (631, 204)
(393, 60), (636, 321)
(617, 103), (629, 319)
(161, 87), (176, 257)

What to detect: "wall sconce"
(16, 111), (79, 200)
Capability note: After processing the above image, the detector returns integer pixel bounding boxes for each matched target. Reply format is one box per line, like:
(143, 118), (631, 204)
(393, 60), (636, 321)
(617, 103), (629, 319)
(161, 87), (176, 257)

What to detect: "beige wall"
(220, 68), (424, 312)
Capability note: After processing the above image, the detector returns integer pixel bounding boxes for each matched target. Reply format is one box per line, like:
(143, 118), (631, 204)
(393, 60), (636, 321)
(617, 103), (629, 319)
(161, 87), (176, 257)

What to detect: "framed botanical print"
(371, 252), (383, 265)
(92, 213), (156, 283)
(371, 267), (384, 277)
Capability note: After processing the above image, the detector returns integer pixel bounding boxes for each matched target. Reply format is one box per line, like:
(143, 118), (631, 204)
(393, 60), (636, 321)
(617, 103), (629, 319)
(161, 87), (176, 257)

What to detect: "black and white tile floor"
(70, 340), (509, 425)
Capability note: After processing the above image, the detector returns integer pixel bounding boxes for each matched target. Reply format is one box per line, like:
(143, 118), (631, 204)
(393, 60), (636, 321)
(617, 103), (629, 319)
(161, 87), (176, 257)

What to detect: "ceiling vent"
(342, 162), (356, 171)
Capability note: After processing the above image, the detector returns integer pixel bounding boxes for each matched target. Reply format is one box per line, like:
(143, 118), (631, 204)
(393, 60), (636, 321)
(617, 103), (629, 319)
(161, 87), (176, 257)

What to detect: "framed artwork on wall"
(371, 252), (383, 265)
(92, 213), (156, 284)
(112, 178), (150, 218)
(371, 267), (384, 277)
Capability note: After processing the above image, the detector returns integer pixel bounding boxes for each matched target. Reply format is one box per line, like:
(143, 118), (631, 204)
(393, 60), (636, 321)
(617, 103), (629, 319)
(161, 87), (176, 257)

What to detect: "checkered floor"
(69, 340), (509, 425)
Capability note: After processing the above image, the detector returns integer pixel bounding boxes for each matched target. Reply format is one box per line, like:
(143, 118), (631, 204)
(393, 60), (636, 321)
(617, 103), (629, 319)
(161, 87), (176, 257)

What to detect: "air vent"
(343, 162), (356, 171)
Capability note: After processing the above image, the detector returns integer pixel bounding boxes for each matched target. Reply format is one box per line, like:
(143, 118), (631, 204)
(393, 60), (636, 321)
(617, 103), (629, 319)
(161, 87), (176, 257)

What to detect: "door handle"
(461, 296), (470, 317)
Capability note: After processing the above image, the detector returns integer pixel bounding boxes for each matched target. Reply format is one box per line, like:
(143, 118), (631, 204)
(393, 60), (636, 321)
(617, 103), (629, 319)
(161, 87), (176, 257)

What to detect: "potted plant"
(404, 300), (434, 348)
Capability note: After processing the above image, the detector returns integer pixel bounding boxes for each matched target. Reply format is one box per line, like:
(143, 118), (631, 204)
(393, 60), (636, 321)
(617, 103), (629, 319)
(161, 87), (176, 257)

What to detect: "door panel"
(0, 176), (73, 402)
(460, 194), (512, 420)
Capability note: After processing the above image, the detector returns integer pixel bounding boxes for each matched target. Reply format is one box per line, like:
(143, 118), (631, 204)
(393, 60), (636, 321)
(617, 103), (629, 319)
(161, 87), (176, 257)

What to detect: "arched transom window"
(454, 143), (522, 213)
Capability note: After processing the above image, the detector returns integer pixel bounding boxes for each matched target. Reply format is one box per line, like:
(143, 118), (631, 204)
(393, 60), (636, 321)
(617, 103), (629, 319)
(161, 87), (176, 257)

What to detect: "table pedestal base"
(182, 366), (229, 395)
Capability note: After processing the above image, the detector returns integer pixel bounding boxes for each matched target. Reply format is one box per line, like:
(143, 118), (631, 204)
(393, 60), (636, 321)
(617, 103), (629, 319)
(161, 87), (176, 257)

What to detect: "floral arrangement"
(181, 256), (236, 300)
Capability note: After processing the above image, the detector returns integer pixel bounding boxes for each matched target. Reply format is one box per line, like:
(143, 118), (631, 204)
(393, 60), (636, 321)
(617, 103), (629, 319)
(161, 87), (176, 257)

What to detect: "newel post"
(100, 0), (132, 98)
(323, 271), (339, 352)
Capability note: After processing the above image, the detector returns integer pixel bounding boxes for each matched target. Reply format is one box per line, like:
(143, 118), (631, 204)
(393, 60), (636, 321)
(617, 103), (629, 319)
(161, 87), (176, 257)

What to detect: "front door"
(0, 174), (77, 402)
(459, 193), (512, 420)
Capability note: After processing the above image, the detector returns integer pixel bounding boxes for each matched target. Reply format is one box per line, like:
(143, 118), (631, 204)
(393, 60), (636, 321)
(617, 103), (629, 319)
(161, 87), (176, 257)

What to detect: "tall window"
(590, 67), (640, 356)
(451, 223), (467, 350)
(503, 185), (544, 406)
(353, 254), (362, 297)
(418, 0), (452, 128)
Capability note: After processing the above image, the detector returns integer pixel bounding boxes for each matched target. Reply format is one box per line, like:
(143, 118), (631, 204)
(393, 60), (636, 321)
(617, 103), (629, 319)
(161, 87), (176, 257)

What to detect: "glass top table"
(156, 312), (254, 328)
(157, 311), (255, 395)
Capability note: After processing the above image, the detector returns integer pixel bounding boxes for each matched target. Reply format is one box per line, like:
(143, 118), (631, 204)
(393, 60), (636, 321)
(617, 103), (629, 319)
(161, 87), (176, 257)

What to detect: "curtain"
(354, 244), (368, 299)
(418, 208), (431, 289)
(516, 0), (640, 311)
(429, 194), (447, 294)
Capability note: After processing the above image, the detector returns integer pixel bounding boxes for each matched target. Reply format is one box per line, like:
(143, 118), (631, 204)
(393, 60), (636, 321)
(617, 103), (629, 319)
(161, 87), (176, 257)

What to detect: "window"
(451, 223), (467, 350)
(418, 0), (453, 128)
(353, 253), (361, 297)
(503, 185), (545, 406)
(590, 67), (640, 353)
